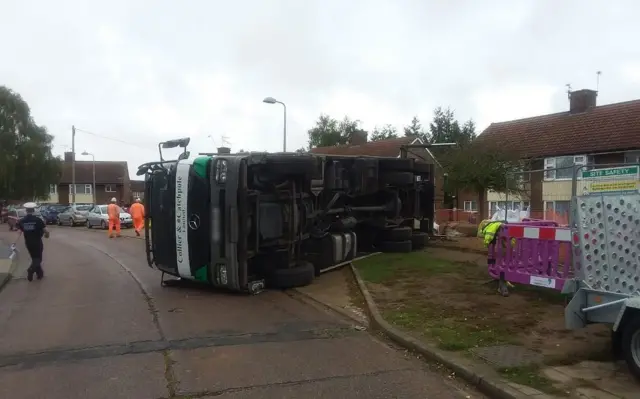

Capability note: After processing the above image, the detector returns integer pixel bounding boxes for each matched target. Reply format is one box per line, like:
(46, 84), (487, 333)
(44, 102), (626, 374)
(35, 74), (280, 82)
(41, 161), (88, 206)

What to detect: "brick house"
(476, 89), (640, 222)
(42, 152), (131, 205)
(308, 132), (478, 221)
(130, 180), (145, 202)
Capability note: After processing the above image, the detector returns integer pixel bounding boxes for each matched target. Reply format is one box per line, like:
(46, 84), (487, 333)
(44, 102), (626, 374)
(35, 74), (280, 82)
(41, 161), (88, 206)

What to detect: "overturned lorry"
(137, 140), (435, 294)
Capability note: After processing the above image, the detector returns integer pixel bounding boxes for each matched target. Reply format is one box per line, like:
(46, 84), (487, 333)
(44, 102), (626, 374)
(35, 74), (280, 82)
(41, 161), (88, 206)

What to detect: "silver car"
(57, 204), (92, 226)
(85, 205), (133, 229)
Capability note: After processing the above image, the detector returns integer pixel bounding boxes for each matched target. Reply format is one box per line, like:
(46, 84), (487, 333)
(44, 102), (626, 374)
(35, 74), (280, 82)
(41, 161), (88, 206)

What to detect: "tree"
(0, 86), (62, 201)
(403, 116), (430, 142)
(370, 124), (398, 141)
(429, 107), (461, 144)
(307, 114), (366, 148)
(440, 143), (523, 219)
(295, 147), (307, 153)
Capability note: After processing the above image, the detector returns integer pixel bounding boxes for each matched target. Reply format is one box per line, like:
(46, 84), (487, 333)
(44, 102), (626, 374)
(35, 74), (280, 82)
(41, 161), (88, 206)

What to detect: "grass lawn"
(354, 248), (613, 395)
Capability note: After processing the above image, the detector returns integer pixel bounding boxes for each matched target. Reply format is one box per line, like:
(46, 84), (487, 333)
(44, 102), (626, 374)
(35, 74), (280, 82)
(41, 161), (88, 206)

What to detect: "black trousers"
(25, 240), (44, 276)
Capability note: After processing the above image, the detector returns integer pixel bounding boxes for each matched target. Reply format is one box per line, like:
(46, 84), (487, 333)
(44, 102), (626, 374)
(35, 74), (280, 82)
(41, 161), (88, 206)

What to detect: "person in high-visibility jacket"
(107, 197), (121, 238)
(129, 198), (145, 236)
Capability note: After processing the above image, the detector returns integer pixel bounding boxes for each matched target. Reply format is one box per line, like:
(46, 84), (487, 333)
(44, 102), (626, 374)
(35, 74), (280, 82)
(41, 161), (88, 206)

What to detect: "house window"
(544, 155), (588, 180)
(624, 151), (640, 164)
(132, 191), (143, 199)
(49, 184), (57, 194)
(488, 200), (528, 214)
(463, 201), (477, 212)
(105, 185), (116, 192)
(69, 184), (92, 195)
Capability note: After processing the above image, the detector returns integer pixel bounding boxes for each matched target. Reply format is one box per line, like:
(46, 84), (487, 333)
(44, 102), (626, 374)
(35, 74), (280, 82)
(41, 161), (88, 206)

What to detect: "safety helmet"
(110, 197), (117, 203)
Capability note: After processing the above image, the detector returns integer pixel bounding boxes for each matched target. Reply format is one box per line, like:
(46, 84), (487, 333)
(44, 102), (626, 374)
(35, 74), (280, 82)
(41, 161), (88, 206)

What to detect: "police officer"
(17, 202), (50, 281)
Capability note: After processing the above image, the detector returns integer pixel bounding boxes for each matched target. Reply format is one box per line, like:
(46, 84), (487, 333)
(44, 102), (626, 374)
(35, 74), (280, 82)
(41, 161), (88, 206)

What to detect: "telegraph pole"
(71, 125), (76, 206)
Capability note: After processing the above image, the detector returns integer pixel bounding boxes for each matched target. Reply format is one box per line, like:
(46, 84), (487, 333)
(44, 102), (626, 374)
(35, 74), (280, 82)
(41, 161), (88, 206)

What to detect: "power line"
(74, 127), (154, 150)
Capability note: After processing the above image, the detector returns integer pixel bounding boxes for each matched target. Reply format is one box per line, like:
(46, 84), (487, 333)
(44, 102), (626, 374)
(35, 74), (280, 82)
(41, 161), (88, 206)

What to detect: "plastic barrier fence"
(488, 222), (574, 291)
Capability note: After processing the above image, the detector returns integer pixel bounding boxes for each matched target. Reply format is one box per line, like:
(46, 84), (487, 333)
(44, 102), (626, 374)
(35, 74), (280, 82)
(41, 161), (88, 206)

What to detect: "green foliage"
(295, 147), (307, 153)
(403, 116), (430, 142)
(370, 124), (398, 141)
(440, 143), (523, 194)
(429, 107), (476, 145)
(0, 86), (62, 201)
(307, 114), (367, 148)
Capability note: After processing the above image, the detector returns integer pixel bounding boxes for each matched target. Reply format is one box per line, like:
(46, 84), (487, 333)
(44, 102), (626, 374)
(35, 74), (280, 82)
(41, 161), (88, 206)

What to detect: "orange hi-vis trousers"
(129, 203), (145, 233)
(108, 218), (121, 237)
(107, 203), (121, 237)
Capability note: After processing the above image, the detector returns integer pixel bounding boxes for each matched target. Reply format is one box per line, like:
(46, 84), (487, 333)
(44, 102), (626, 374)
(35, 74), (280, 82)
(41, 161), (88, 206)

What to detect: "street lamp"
(81, 151), (96, 204)
(262, 96), (287, 152)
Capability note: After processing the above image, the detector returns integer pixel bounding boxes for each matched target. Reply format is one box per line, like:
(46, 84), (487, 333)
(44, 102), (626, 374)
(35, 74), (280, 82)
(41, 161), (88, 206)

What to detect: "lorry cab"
(143, 155), (249, 291)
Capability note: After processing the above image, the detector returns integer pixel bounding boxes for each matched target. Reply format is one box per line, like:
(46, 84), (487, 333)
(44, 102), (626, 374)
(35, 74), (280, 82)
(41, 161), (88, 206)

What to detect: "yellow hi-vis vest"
(479, 220), (503, 247)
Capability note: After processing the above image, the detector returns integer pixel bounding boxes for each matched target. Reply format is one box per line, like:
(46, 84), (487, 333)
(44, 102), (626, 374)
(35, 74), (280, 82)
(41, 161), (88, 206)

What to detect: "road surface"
(0, 226), (483, 399)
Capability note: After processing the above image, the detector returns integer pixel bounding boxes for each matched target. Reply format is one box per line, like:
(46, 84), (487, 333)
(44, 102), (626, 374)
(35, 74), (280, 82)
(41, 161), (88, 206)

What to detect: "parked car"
(86, 205), (133, 229)
(56, 204), (92, 226)
(7, 208), (46, 230)
(40, 204), (68, 225)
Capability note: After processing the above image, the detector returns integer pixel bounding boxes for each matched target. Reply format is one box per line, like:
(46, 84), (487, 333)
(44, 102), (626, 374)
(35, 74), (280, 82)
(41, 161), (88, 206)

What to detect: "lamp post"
(81, 151), (96, 204)
(262, 97), (287, 152)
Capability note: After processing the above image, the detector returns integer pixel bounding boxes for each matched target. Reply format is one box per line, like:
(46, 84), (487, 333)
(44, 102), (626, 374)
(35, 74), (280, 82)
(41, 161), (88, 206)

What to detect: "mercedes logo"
(188, 214), (201, 230)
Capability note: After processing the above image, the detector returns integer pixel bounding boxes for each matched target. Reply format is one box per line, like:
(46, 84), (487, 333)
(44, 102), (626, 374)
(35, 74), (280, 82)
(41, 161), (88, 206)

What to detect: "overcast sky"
(2, 0), (639, 179)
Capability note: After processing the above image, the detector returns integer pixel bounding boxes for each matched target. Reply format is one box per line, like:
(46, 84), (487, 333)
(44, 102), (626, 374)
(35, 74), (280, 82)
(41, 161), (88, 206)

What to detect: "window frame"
(544, 155), (587, 181)
(49, 184), (57, 194)
(463, 200), (478, 212)
(105, 184), (116, 193)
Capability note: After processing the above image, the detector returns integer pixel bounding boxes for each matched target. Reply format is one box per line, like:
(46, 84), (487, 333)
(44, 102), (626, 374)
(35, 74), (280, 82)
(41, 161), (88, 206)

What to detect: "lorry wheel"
(411, 232), (428, 250)
(621, 314), (640, 380)
(383, 226), (412, 241)
(379, 240), (412, 253)
(269, 261), (315, 289)
(380, 172), (414, 186)
(378, 158), (413, 172)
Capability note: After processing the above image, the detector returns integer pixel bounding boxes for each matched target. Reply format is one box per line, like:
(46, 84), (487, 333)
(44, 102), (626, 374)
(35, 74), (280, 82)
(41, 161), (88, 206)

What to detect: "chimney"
(349, 130), (368, 145)
(217, 147), (231, 154)
(64, 151), (74, 162)
(569, 89), (597, 114)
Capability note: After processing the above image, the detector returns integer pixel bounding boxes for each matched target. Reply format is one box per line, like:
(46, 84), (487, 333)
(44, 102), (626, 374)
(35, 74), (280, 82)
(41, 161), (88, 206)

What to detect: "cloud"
(1, 0), (639, 179)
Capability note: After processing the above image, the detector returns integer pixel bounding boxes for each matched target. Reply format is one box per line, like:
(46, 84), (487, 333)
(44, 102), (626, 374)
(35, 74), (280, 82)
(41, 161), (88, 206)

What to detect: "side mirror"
(178, 151), (190, 160)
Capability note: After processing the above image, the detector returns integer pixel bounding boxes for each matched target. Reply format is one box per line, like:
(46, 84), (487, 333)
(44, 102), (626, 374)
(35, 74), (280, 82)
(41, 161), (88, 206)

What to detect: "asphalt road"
(0, 226), (483, 399)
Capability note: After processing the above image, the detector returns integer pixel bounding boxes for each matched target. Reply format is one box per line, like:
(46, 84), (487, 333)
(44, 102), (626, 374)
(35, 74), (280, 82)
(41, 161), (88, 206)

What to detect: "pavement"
(0, 226), (484, 399)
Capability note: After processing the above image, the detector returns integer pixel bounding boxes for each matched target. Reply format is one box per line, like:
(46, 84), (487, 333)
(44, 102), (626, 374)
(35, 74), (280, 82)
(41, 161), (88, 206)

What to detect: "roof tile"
(476, 99), (640, 158)
(309, 137), (417, 157)
(59, 161), (129, 184)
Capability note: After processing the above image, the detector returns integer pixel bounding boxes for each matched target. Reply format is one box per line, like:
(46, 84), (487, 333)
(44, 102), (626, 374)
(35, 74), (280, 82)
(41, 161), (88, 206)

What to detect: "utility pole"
(71, 125), (76, 206)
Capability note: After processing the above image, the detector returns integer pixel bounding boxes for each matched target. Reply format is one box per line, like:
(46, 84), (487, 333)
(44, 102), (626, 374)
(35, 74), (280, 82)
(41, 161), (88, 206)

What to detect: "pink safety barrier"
(488, 222), (574, 291)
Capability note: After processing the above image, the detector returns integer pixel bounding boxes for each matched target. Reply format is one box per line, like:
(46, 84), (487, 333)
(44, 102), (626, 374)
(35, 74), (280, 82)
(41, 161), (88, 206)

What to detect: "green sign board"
(582, 166), (639, 179)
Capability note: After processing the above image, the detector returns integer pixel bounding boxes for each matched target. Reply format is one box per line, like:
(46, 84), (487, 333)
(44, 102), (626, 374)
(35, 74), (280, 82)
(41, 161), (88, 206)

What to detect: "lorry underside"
(139, 152), (434, 294)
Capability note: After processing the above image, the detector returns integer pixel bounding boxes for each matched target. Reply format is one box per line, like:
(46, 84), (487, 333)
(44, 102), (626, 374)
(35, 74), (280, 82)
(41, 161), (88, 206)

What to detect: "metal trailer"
(564, 162), (640, 379)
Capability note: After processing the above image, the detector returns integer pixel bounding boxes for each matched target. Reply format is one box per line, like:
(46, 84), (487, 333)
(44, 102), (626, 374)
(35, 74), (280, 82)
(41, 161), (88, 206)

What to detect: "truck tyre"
(621, 314), (640, 380)
(379, 240), (412, 253)
(383, 226), (412, 241)
(411, 232), (428, 250)
(269, 261), (315, 289)
(378, 158), (413, 172)
(380, 172), (414, 186)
